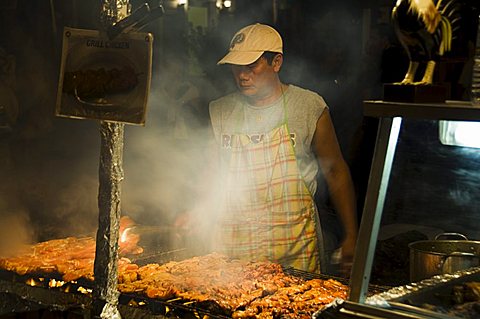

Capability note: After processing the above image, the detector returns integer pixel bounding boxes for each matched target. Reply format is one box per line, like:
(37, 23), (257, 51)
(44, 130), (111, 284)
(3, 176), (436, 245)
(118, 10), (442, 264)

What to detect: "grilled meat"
(115, 253), (347, 317)
(0, 236), (138, 282)
(0, 244), (348, 319)
(233, 279), (348, 319)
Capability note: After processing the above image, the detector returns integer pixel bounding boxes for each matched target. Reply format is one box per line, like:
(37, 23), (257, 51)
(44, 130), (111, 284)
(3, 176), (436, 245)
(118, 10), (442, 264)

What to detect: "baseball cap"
(217, 23), (283, 65)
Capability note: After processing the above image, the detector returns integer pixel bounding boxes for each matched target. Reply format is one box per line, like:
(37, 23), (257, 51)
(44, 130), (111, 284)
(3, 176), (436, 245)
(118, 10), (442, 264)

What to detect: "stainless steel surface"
(409, 239), (480, 282)
(386, 301), (463, 319)
(349, 117), (402, 303)
(364, 100), (480, 121)
(435, 232), (469, 241)
(366, 266), (480, 318)
(317, 299), (455, 319)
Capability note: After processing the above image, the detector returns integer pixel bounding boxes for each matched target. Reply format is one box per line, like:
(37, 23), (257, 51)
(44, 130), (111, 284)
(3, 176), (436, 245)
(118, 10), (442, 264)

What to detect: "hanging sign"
(55, 27), (153, 125)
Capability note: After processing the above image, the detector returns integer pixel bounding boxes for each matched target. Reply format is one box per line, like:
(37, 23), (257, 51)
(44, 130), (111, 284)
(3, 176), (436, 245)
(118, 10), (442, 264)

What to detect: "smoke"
(0, 200), (35, 256)
(0, 1), (370, 258)
(121, 58), (224, 254)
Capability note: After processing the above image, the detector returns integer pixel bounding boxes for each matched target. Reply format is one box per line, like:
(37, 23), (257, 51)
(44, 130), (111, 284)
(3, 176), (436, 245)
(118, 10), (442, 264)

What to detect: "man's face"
(231, 54), (281, 101)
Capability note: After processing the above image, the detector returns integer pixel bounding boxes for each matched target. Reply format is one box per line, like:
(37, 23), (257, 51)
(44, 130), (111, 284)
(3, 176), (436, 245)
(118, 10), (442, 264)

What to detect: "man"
(206, 23), (358, 275)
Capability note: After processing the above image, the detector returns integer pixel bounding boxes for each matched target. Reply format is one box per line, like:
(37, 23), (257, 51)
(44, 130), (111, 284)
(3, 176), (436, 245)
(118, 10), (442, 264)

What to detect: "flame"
(26, 278), (37, 286)
(49, 278), (65, 288)
(120, 227), (131, 243)
(77, 286), (92, 294)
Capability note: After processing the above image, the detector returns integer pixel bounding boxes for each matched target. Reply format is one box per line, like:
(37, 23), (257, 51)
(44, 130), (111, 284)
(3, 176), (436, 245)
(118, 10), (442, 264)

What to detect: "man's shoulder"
(210, 91), (241, 105)
(209, 92), (241, 113)
(286, 85), (327, 113)
(209, 92), (243, 126)
(288, 85), (324, 102)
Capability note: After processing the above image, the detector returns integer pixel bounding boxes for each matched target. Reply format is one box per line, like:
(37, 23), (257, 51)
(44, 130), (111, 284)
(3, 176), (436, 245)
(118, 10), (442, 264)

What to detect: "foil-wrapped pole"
(93, 121), (124, 318)
(92, 1), (129, 318)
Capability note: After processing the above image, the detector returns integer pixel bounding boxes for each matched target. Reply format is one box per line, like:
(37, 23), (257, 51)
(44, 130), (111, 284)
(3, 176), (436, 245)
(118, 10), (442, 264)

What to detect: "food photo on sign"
(55, 27), (153, 125)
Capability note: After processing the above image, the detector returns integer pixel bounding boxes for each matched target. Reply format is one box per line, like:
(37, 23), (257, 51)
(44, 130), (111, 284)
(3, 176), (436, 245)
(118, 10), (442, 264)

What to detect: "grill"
(0, 246), (389, 319)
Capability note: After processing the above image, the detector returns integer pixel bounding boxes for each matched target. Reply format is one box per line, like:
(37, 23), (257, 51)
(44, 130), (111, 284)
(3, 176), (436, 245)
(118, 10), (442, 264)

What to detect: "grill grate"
(119, 294), (232, 319)
(0, 255), (390, 318)
(283, 267), (390, 295)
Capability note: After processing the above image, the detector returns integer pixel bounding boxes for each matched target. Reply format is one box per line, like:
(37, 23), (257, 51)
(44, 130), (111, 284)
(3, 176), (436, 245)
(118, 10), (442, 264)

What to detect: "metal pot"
(409, 233), (480, 282)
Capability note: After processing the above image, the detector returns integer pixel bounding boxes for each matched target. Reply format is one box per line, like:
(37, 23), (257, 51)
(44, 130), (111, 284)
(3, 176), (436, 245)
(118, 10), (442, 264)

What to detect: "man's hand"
(339, 235), (356, 277)
(312, 111), (358, 278)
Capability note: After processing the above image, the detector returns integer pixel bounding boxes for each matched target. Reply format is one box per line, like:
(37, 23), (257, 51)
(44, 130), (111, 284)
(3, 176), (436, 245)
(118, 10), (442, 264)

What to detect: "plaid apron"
(216, 113), (323, 273)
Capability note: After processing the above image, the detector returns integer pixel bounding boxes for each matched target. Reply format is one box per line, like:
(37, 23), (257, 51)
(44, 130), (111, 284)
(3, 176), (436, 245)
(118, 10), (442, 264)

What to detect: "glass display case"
(339, 100), (480, 318)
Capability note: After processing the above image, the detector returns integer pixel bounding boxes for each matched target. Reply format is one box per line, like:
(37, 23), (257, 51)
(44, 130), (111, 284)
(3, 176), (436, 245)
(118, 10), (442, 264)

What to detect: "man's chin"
(238, 87), (256, 96)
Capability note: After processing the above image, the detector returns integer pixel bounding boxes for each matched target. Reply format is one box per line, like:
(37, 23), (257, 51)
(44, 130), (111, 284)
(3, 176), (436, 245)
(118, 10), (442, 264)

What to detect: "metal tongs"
(107, 3), (165, 40)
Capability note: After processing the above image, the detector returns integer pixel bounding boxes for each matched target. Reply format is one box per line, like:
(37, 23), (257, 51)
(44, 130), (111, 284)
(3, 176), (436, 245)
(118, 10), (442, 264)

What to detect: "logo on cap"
(230, 33), (245, 50)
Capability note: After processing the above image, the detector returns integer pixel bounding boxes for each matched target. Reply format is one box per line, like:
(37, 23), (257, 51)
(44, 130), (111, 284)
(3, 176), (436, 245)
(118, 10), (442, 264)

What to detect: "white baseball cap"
(217, 23), (283, 65)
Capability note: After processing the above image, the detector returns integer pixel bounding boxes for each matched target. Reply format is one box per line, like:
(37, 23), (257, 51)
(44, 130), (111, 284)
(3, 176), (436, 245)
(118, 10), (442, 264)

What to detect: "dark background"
(0, 0), (479, 285)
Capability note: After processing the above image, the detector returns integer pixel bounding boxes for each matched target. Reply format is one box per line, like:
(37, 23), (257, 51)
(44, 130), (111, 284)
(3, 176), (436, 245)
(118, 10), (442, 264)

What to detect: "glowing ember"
(49, 278), (65, 288)
(26, 278), (37, 286)
(77, 286), (92, 294)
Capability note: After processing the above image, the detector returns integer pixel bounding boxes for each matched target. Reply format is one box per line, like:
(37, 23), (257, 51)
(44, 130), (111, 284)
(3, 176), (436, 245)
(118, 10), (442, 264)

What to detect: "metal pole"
(92, 1), (129, 317)
(93, 122), (124, 318)
(348, 117), (402, 303)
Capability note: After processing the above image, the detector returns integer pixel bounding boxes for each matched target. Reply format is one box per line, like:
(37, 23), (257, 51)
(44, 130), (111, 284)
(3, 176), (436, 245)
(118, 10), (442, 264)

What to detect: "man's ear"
(273, 54), (283, 72)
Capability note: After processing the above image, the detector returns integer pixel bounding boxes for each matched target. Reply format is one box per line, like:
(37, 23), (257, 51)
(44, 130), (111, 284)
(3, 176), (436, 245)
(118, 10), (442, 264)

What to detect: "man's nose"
(233, 66), (251, 78)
